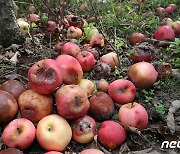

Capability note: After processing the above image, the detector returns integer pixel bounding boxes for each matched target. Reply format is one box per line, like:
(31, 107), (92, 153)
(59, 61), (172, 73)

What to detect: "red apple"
(98, 121), (126, 149)
(119, 102), (148, 130)
(165, 6), (173, 15)
(44, 152), (63, 154)
(28, 59), (63, 94)
(66, 15), (84, 29)
(108, 79), (136, 104)
(67, 26), (83, 40)
(172, 21), (180, 35)
(61, 42), (81, 57)
(155, 7), (165, 16)
(0, 148), (23, 154)
(36, 114), (72, 151)
(76, 51), (96, 72)
(80, 149), (104, 154)
(0, 90), (18, 123)
(56, 55), (83, 84)
(2, 118), (36, 150)
(100, 52), (120, 71)
(85, 27), (99, 41)
(82, 44), (99, 59)
(29, 14), (40, 24)
(46, 21), (57, 32)
(168, 4), (177, 11)
(78, 79), (95, 96)
(89, 92), (115, 120)
(129, 33), (145, 45)
(161, 18), (173, 26)
(0, 80), (26, 101)
(90, 34), (106, 48)
(18, 89), (53, 123)
(154, 25), (175, 41)
(127, 62), (158, 89)
(95, 79), (109, 92)
(55, 85), (90, 120)
(72, 115), (96, 144)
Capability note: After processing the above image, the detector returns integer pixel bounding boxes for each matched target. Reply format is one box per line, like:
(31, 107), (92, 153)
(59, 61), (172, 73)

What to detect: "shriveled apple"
(90, 34), (106, 48)
(67, 26), (83, 40)
(78, 79), (95, 96)
(95, 79), (109, 92)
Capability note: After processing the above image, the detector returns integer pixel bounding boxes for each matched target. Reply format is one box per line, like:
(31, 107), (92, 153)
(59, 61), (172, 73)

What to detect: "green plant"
(153, 101), (166, 114)
(140, 89), (155, 103)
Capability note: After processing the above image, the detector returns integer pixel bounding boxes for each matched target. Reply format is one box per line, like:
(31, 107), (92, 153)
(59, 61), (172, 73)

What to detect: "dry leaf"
(129, 148), (161, 154)
(169, 100), (180, 114)
(166, 113), (176, 134)
(10, 51), (19, 64)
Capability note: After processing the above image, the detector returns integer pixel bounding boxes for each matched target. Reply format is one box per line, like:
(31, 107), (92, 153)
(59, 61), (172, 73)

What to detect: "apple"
(172, 21), (180, 36)
(0, 148), (23, 154)
(44, 152), (63, 154)
(119, 102), (148, 130)
(168, 4), (177, 11)
(100, 52), (120, 70)
(66, 15), (84, 29)
(80, 3), (88, 11)
(78, 79), (95, 96)
(18, 89), (53, 123)
(154, 25), (175, 41)
(46, 21), (57, 32)
(165, 6), (173, 15)
(127, 62), (158, 89)
(55, 85), (90, 120)
(95, 79), (109, 92)
(98, 121), (126, 149)
(0, 80), (26, 101)
(36, 114), (72, 151)
(61, 42), (81, 57)
(56, 55), (83, 84)
(129, 33), (145, 45)
(89, 92), (115, 120)
(67, 26), (83, 40)
(90, 34), (106, 48)
(76, 51), (96, 72)
(2, 118), (36, 150)
(108, 79), (136, 104)
(0, 90), (18, 123)
(72, 115), (96, 144)
(82, 44), (99, 59)
(29, 14), (40, 25)
(161, 18), (173, 26)
(85, 27), (99, 41)
(130, 43), (155, 63)
(155, 7), (165, 16)
(17, 21), (29, 34)
(28, 59), (63, 94)
(80, 149), (104, 154)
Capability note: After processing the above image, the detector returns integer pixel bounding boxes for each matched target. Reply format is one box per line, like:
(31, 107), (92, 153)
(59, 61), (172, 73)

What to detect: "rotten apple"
(129, 32), (145, 45)
(67, 26), (83, 40)
(95, 79), (109, 92)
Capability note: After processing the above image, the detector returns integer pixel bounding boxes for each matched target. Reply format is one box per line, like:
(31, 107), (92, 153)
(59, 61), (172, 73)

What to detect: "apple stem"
(131, 102), (134, 108)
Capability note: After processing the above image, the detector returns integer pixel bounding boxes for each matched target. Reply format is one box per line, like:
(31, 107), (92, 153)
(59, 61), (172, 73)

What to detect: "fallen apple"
(129, 32), (145, 45)
(78, 79), (95, 96)
(172, 21), (180, 36)
(161, 18), (173, 26)
(67, 26), (83, 40)
(29, 14), (40, 25)
(165, 6), (173, 15)
(90, 34), (106, 48)
(80, 149), (104, 154)
(17, 21), (29, 34)
(95, 79), (109, 92)
(155, 7), (165, 16)
(0, 148), (23, 154)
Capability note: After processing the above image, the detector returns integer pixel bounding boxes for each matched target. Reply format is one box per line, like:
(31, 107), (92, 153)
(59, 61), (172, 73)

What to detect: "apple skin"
(165, 6), (173, 15)
(56, 55), (83, 84)
(78, 79), (95, 97)
(127, 62), (158, 89)
(154, 25), (175, 41)
(96, 79), (109, 92)
(0, 148), (23, 154)
(98, 121), (126, 149)
(172, 21), (180, 36)
(61, 42), (81, 57)
(44, 152), (63, 154)
(0, 80), (26, 101)
(129, 33), (145, 45)
(80, 149), (104, 154)
(2, 118), (36, 150)
(0, 90), (18, 123)
(55, 85), (90, 120)
(76, 51), (96, 72)
(28, 59), (63, 94)
(118, 102), (148, 130)
(108, 79), (136, 104)
(100, 52), (120, 71)
(89, 92), (115, 121)
(67, 26), (83, 40)
(36, 114), (72, 151)
(17, 21), (29, 34)
(29, 14), (40, 24)
(18, 89), (53, 123)
(72, 115), (96, 144)
(155, 7), (165, 16)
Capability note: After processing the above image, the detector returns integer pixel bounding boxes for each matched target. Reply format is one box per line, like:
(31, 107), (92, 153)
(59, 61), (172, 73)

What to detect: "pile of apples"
(0, 6), (167, 153)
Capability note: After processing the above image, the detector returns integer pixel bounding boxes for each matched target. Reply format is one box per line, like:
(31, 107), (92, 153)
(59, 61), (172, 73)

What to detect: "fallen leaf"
(10, 51), (19, 65)
(166, 113), (176, 134)
(169, 100), (180, 114)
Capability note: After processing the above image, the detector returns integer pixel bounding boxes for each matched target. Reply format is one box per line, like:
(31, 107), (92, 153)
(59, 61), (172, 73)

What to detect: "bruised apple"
(28, 59), (63, 94)
(18, 89), (53, 123)
(108, 79), (136, 104)
(56, 55), (83, 84)
(89, 92), (115, 120)
(0, 90), (18, 123)
(118, 102), (148, 130)
(55, 85), (90, 120)
(172, 21), (180, 36)
(2, 118), (36, 150)
(80, 149), (104, 154)
(96, 79), (109, 92)
(129, 33), (145, 45)
(0, 148), (23, 154)
(98, 121), (126, 149)
(29, 14), (40, 24)
(90, 34), (106, 48)
(100, 52), (120, 70)
(165, 6), (173, 15)
(127, 62), (158, 89)
(0, 80), (26, 101)
(61, 42), (81, 57)
(76, 51), (96, 72)
(72, 115), (96, 144)
(155, 7), (165, 16)
(161, 18), (173, 26)
(78, 79), (95, 96)
(36, 114), (72, 151)
(67, 26), (83, 40)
